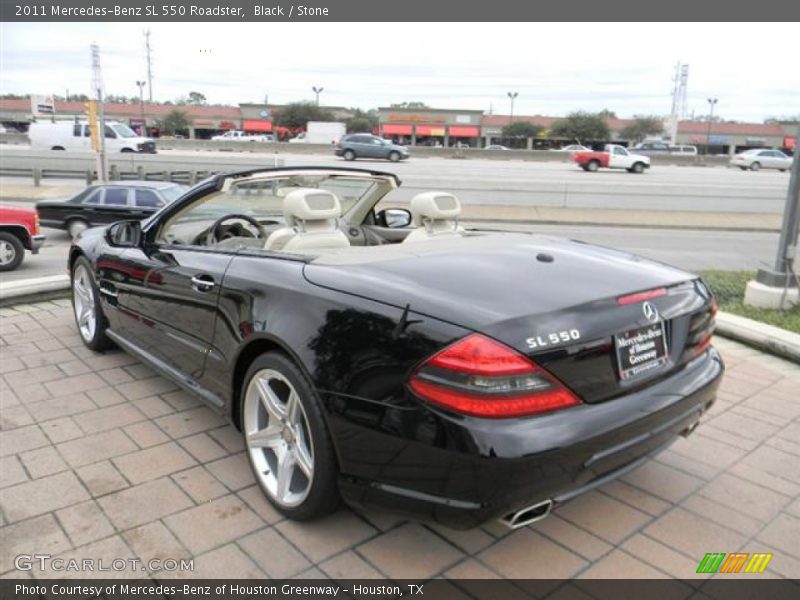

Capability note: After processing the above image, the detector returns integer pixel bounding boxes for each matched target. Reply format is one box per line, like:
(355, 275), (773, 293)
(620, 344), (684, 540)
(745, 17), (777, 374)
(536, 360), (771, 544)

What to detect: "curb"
(0, 274), (70, 307)
(715, 311), (800, 364)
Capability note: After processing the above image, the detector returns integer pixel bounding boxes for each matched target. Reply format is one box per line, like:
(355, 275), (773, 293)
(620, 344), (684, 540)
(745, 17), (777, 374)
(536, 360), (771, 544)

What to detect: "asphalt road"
(1, 145), (792, 213)
(2, 222), (782, 284)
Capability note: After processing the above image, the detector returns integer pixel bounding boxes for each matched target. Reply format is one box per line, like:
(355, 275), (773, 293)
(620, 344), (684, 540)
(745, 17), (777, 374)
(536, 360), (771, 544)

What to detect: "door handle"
(191, 275), (215, 292)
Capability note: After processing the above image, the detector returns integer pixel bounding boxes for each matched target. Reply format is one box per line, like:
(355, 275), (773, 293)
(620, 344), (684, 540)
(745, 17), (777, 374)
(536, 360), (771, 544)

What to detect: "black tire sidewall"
(71, 256), (112, 351)
(0, 232), (24, 271)
(241, 352), (340, 521)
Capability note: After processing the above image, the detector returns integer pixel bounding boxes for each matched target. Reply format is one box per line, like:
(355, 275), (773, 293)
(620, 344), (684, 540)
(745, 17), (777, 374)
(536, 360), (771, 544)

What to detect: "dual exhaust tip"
(500, 499), (553, 529)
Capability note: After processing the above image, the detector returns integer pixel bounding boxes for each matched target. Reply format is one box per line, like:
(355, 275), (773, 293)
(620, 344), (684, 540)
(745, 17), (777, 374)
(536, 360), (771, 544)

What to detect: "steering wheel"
(205, 214), (266, 246)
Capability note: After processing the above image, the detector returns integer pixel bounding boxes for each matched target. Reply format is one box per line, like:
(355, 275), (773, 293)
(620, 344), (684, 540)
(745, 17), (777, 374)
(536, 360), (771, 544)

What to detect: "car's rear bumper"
(336, 347), (723, 529)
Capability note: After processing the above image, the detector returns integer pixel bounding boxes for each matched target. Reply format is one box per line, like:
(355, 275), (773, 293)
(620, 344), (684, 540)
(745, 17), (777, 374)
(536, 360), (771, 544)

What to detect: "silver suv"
(334, 134), (410, 162)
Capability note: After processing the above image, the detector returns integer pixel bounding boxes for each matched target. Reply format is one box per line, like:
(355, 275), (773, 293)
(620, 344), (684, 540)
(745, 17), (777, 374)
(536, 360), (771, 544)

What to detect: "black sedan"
(37, 181), (187, 238)
(67, 167), (723, 529)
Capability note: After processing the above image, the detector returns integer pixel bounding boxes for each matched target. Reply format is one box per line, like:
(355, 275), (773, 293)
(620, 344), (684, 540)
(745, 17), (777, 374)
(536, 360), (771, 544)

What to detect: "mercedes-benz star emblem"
(642, 301), (659, 322)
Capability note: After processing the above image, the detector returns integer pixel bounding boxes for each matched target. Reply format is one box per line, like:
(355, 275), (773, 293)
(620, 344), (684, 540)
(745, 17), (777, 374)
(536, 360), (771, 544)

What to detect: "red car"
(0, 204), (46, 271)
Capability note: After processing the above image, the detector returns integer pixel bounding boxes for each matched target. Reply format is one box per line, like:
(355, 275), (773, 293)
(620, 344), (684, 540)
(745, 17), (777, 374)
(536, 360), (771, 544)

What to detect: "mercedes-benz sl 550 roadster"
(68, 167), (723, 529)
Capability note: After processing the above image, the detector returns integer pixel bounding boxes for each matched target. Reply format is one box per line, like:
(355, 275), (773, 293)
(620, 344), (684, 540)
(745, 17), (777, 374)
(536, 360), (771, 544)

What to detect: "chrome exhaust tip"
(681, 420), (700, 438)
(500, 499), (553, 529)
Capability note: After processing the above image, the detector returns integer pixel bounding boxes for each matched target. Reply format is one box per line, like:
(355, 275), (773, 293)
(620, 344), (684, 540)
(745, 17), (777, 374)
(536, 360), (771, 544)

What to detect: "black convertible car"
(69, 166), (723, 529)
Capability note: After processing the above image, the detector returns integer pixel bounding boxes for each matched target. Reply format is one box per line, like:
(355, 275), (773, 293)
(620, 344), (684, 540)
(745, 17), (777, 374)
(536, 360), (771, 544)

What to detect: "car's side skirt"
(106, 329), (225, 411)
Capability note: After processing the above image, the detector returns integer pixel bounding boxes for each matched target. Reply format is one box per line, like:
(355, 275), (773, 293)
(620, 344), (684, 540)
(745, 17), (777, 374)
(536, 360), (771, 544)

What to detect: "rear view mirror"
(377, 208), (412, 229)
(107, 220), (142, 247)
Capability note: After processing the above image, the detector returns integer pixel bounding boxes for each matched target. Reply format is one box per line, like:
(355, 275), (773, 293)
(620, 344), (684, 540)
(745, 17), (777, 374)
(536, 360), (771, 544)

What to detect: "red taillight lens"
(617, 287), (667, 305)
(408, 334), (581, 418)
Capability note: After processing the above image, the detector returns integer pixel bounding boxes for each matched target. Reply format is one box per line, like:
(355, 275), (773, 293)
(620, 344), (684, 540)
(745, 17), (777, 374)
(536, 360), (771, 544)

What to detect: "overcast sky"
(1, 22), (797, 121)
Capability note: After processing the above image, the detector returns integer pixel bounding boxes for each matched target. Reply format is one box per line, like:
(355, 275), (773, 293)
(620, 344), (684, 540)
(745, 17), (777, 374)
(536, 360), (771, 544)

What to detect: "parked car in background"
(334, 134), (410, 162)
(0, 204), (45, 271)
(554, 144), (590, 152)
(572, 144), (651, 173)
(630, 141), (672, 155)
(36, 181), (187, 238)
(28, 120), (156, 153)
(211, 130), (274, 142)
(669, 145), (698, 156)
(730, 149), (793, 171)
(485, 145), (510, 150)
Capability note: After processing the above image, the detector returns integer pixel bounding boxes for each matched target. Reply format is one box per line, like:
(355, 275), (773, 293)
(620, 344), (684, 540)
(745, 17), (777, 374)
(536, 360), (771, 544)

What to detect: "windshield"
(112, 124), (139, 138)
(159, 185), (187, 203)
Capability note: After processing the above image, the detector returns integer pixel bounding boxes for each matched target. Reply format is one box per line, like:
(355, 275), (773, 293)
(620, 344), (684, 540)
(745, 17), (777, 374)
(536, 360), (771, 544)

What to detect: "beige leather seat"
(264, 189), (350, 252)
(403, 192), (464, 243)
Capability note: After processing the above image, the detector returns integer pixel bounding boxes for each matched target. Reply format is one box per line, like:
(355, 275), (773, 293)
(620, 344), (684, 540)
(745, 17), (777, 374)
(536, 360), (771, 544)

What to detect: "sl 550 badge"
(526, 329), (581, 350)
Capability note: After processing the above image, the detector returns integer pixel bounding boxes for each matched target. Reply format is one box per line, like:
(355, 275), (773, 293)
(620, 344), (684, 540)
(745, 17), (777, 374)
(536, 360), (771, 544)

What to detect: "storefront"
(378, 107), (483, 147)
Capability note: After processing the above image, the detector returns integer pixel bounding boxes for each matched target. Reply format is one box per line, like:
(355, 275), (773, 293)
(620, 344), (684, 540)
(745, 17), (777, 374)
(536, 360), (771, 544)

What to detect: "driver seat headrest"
(283, 188), (342, 228)
(409, 192), (462, 226)
(264, 188), (350, 252)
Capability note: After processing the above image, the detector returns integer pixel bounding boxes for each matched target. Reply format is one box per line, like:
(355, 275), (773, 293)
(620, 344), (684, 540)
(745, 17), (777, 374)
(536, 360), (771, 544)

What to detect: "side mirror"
(377, 208), (412, 229)
(106, 220), (142, 248)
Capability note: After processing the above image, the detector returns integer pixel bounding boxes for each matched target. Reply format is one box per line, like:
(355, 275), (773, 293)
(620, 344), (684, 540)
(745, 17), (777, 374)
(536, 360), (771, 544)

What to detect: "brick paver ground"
(1, 299), (799, 581)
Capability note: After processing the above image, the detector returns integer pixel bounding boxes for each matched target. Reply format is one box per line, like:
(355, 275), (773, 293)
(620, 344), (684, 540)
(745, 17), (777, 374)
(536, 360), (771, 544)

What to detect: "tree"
(157, 109), (191, 136)
(389, 101), (429, 109)
(187, 91), (207, 105)
(550, 111), (611, 143)
(620, 116), (664, 143)
(345, 108), (379, 133)
(765, 115), (800, 125)
(501, 121), (544, 139)
(598, 109), (618, 119)
(273, 102), (335, 130)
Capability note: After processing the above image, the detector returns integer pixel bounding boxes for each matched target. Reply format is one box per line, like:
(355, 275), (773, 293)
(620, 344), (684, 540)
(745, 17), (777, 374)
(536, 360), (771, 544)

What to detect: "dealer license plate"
(614, 322), (668, 381)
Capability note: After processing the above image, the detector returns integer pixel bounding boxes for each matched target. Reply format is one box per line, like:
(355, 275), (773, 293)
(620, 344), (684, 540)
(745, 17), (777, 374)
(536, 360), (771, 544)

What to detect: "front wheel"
(388, 151), (400, 163)
(67, 219), (89, 239)
(241, 353), (339, 521)
(120, 148), (135, 153)
(586, 160), (600, 172)
(71, 257), (113, 351)
(343, 149), (356, 161)
(0, 232), (24, 272)
(750, 162), (761, 171)
(630, 162), (645, 174)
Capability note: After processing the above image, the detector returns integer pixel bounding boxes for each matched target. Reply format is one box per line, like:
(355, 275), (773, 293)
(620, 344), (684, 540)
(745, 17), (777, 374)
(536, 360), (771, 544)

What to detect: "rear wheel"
(241, 352), (339, 521)
(67, 219), (89, 239)
(388, 151), (400, 162)
(0, 232), (24, 272)
(51, 146), (65, 151)
(343, 149), (356, 161)
(120, 148), (135, 153)
(586, 160), (600, 172)
(739, 166), (748, 171)
(750, 162), (761, 171)
(71, 257), (112, 351)
(631, 162), (645, 174)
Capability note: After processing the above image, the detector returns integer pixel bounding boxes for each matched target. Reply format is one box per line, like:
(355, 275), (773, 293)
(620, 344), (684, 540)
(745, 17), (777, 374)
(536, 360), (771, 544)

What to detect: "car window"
(613, 147), (626, 155)
(83, 125), (91, 137)
(134, 189), (163, 208)
(73, 124), (82, 137)
(104, 188), (129, 206)
(103, 125), (117, 139)
(82, 188), (102, 205)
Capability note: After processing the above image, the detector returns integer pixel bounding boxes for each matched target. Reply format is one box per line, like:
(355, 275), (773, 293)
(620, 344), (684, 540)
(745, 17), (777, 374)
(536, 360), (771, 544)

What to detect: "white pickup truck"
(211, 130), (275, 142)
(571, 144), (651, 173)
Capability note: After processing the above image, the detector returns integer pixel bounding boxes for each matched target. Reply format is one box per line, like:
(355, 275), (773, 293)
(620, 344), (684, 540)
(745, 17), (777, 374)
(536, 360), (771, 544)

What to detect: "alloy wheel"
(243, 368), (315, 508)
(0, 240), (16, 266)
(72, 264), (97, 342)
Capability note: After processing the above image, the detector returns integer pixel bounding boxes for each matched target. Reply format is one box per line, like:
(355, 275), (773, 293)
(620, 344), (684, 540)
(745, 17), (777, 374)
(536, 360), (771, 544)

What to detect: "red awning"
(243, 119), (272, 132)
(383, 124), (413, 135)
(448, 126), (479, 137)
(416, 125), (445, 136)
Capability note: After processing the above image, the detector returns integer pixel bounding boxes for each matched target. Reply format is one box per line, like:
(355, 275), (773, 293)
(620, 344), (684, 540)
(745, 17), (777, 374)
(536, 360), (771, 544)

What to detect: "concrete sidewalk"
(0, 180), (782, 231)
(1, 299), (799, 582)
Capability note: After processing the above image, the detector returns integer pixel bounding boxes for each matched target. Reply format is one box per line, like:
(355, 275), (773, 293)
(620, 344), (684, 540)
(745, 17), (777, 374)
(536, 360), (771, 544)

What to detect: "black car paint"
(70, 167), (723, 528)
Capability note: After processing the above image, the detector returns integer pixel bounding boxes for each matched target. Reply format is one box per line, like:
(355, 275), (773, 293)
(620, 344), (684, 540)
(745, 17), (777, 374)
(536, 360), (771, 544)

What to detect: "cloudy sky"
(1, 22), (797, 121)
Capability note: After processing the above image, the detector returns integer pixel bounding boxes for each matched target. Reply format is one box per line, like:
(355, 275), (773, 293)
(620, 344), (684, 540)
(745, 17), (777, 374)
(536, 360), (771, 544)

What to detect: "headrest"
(410, 192), (461, 226)
(283, 188), (342, 227)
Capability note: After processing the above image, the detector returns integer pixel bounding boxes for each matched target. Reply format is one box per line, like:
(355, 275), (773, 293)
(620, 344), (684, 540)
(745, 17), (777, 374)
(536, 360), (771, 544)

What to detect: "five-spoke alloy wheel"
(71, 257), (112, 351)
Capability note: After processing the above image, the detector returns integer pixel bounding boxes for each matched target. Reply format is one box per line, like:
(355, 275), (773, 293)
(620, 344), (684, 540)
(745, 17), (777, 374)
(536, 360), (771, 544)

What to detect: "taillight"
(617, 287), (667, 305)
(408, 334), (582, 418)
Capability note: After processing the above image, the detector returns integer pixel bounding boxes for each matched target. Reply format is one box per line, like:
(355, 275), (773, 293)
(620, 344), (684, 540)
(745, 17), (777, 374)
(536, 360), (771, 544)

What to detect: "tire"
(631, 162), (645, 174)
(67, 219), (89, 239)
(120, 148), (135, 153)
(241, 352), (339, 521)
(739, 166), (748, 171)
(0, 232), (24, 272)
(750, 162), (761, 171)
(388, 151), (400, 163)
(51, 146), (65, 151)
(586, 160), (600, 172)
(343, 149), (356, 161)
(71, 256), (113, 351)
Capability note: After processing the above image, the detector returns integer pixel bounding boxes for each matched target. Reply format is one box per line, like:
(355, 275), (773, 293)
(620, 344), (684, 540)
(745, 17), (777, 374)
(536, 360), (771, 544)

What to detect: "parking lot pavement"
(1, 300), (799, 582)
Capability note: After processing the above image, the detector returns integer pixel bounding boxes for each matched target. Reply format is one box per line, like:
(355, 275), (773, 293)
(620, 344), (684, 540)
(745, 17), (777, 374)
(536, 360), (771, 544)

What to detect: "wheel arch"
(0, 225), (31, 248)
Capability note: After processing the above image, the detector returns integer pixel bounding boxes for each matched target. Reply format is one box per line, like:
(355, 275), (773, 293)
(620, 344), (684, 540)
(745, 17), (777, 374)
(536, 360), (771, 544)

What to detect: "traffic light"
(85, 100), (100, 152)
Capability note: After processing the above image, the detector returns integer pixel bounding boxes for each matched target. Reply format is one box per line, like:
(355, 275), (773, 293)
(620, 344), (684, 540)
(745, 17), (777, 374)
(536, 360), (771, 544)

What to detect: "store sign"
(389, 113), (446, 123)
(784, 137), (796, 150)
(455, 115), (472, 124)
(30, 94), (55, 116)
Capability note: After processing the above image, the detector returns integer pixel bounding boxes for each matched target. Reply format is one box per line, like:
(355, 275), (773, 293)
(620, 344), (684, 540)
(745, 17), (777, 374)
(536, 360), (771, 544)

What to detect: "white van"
(28, 120), (156, 153)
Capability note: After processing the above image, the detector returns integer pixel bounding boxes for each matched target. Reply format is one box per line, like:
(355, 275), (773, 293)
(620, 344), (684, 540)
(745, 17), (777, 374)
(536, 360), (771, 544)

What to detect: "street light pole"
(706, 97), (718, 156)
(135, 80), (146, 133)
(312, 86), (324, 106)
(507, 91), (518, 125)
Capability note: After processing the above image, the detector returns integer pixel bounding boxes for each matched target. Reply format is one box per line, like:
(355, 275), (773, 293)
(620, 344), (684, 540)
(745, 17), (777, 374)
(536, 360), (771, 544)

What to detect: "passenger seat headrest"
(283, 189), (342, 227)
(410, 192), (461, 226)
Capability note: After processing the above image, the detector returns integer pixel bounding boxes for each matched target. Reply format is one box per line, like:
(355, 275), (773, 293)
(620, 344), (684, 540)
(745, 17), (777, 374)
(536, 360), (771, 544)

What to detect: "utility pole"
(507, 91), (518, 125)
(136, 80), (146, 133)
(705, 97), (718, 156)
(144, 29), (153, 102)
(312, 86), (323, 106)
(91, 43), (107, 182)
